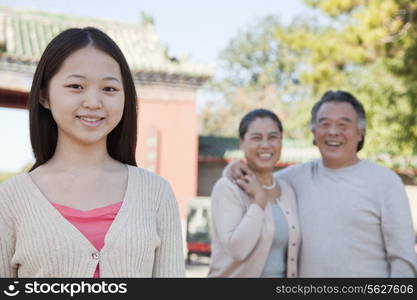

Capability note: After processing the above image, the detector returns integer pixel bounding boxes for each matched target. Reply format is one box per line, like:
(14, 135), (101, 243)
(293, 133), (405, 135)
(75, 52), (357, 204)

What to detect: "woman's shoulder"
(211, 176), (248, 204)
(210, 177), (250, 211)
(126, 165), (179, 212)
(0, 172), (29, 193)
(213, 176), (241, 193)
(0, 172), (29, 206)
(126, 165), (171, 188)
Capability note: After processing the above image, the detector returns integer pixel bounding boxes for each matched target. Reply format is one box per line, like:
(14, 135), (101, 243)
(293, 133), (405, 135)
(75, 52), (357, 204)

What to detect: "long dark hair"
(28, 27), (138, 171)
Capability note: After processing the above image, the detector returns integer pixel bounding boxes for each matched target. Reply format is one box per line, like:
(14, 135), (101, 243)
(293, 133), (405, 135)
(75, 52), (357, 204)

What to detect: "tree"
(139, 11), (155, 25)
(200, 0), (417, 158)
(278, 0), (417, 155)
(199, 16), (310, 140)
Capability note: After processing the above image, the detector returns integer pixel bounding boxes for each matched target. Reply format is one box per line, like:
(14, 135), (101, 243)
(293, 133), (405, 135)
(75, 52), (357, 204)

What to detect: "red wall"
(136, 99), (198, 220)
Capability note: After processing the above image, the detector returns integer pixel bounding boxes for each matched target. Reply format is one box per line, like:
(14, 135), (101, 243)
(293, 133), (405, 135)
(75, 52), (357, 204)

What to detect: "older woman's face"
(240, 117), (282, 174)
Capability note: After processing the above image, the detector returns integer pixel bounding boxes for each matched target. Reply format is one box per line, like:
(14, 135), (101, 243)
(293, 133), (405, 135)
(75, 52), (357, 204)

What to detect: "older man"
(229, 90), (417, 277)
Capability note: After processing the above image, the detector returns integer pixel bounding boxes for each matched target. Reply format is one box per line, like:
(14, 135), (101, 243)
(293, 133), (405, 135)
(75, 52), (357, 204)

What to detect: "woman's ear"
(39, 91), (50, 109)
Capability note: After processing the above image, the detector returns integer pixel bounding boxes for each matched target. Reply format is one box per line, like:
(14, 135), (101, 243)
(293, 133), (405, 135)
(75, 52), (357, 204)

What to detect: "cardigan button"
(92, 252), (100, 260)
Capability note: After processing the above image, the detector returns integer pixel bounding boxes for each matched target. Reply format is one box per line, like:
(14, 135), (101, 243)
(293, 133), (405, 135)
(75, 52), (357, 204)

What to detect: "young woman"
(208, 109), (300, 278)
(0, 27), (185, 278)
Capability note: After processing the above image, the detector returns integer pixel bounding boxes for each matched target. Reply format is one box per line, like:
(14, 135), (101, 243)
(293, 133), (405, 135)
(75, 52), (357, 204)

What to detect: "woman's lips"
(76, 116), (105, 127)
(257, 153), (273, 161)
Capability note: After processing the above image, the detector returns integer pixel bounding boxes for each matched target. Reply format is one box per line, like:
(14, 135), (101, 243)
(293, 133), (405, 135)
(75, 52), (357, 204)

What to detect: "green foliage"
(289, 0), (417, 156)
(200, 0), (417, 160)
(199, 17), (311, 140)
(139, 11), (155, 25)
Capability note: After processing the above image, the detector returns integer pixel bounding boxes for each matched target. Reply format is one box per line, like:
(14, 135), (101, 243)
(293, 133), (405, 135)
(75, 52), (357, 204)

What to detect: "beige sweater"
(208, 177), (301, 278)
(278, 159), (417, 277)
(0, 165), (185, 278)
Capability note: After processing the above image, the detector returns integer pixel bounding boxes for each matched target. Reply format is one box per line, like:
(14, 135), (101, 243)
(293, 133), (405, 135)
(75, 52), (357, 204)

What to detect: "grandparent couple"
(208, 90), (417, 278)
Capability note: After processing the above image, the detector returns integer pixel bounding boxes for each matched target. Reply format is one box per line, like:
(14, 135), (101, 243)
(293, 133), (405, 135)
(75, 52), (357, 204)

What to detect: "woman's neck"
(253, 170), (274, 186)
(47, 135), (115, 171)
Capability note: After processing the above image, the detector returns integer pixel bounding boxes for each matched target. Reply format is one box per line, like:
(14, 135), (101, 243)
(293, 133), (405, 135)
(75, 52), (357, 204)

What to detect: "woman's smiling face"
(44, 46), (125, 146)
(240, 117), (282, 174)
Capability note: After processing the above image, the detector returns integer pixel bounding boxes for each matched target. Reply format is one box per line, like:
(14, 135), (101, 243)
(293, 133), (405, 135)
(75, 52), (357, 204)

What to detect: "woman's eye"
(67, 84), (82, 89)
(103, 87), (118, 92)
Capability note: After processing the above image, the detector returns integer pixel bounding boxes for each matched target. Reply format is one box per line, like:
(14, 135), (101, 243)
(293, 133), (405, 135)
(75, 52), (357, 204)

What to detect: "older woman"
(208, 109), (300, 278)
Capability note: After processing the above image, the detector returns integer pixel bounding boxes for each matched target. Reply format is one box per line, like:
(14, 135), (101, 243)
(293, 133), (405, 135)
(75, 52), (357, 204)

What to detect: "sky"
(0, 0), (317, 172)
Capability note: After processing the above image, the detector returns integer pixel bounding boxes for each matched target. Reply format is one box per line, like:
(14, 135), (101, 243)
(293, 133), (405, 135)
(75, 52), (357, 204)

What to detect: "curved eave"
(0, 54), (213, 86)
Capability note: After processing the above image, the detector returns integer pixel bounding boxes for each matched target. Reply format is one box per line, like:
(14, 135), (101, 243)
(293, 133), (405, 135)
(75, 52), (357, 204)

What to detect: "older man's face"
(313, 102), (363, 168)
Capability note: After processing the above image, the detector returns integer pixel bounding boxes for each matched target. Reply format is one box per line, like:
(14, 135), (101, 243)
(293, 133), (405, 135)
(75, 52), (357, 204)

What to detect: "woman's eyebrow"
(63, 74), (121, 83)
(102, 76), (121, 83)
(65, 74), (86, 80)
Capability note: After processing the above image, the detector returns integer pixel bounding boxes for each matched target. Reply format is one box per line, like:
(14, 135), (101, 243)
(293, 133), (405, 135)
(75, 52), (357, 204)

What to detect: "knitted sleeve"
(152, 180), (185, 277)
(0, 185), (17, 277)
(210, 177), (265, 262)
(381, 174), (417, 277)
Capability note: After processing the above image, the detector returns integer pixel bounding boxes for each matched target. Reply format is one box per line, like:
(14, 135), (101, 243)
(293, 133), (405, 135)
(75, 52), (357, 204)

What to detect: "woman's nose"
(82, 90), (103, 109)
(260, 138), (270, 147)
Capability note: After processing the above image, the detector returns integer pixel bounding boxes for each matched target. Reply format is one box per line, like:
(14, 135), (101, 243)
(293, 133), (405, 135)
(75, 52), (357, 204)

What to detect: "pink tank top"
(51, 201), (123, 278)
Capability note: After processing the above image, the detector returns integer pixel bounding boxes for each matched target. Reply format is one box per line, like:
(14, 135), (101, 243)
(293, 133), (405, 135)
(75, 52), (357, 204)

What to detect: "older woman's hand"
(227, 160), (254, 182)
(236, 174), (268, 210)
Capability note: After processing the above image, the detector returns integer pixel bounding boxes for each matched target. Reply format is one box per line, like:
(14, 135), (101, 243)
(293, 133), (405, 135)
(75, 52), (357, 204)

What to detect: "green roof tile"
(0, 6), (214, 80)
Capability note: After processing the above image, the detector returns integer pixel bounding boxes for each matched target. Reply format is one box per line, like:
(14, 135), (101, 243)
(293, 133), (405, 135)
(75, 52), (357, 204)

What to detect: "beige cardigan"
(0, 165), (185, 278)
(208, 177), (301, 278)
